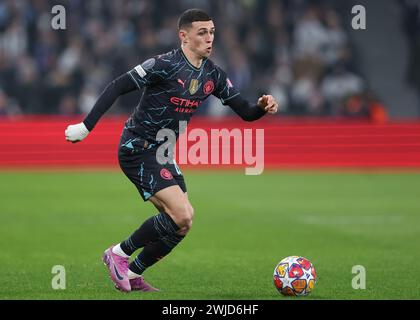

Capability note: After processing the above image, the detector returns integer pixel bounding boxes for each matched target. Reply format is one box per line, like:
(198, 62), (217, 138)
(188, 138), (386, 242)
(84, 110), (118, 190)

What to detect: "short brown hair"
(178, 9), (212, 30)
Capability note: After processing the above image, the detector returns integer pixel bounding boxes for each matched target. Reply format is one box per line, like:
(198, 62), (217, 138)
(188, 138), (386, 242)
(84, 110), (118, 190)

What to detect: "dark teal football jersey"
(125, 48), (239, 144)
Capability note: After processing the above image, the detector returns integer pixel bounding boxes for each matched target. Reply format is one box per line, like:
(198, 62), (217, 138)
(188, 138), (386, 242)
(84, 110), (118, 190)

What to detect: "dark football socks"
(120, 211), (181, 256)
(129, 234), (185, 275)
(119, 211), (186, 275)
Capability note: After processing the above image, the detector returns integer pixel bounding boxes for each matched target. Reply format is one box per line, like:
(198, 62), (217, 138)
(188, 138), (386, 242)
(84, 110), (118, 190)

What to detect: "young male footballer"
(65, 9), (278, 292)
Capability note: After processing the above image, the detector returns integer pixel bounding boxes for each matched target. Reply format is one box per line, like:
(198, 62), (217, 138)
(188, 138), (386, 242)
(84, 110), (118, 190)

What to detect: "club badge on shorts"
(160, 168), (173, 180)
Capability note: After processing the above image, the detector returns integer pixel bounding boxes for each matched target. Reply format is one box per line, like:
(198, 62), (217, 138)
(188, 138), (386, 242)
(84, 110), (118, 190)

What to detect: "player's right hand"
(65, 122), (89, 143)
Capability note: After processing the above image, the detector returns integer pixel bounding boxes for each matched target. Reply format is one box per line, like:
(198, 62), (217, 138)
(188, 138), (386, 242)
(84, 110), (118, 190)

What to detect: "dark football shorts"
(118, 129), (187, 201)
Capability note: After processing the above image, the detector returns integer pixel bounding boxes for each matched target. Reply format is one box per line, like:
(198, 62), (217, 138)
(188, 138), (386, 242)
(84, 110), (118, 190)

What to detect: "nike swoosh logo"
(113, 265), (124, 281)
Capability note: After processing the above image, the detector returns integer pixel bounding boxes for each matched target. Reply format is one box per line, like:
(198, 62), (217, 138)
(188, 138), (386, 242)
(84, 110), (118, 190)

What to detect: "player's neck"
(181, 46), (204, 69)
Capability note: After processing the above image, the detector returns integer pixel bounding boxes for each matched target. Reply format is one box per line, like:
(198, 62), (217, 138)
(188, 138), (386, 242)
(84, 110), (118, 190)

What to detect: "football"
(273, 256), (317, 296)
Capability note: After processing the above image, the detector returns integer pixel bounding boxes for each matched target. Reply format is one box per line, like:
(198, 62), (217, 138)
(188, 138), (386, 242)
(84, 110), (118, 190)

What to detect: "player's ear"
(179, 29), (188, 44)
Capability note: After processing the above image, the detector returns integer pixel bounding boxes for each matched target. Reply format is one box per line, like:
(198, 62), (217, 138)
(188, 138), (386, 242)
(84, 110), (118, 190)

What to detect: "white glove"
(65, 122), (90, 143)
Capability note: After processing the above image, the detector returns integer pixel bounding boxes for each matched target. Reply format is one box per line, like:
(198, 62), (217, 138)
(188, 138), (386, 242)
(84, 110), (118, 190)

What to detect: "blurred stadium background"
(1, 0), (420, 300)
(1, 0), (420, 119)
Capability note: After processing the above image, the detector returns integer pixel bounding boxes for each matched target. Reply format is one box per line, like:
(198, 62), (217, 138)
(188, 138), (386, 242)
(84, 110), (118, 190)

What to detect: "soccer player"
(65, 9), (278, 292)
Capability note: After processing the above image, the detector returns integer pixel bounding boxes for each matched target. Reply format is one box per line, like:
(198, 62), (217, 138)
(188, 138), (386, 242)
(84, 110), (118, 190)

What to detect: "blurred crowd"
(0, 0), (386, 120)
(401, 0), (420, 113)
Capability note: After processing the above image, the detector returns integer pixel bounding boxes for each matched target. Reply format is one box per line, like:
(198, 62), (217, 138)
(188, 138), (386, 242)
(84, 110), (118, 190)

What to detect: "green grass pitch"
(0, 170), (419, 300)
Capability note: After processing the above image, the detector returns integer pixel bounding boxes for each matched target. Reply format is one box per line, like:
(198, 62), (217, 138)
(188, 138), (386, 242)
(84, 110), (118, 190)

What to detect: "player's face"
(182, 21), (215, 58)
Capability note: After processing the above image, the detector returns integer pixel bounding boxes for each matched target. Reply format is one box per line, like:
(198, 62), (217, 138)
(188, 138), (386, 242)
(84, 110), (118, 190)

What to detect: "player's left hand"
(257, 95), (278, 114)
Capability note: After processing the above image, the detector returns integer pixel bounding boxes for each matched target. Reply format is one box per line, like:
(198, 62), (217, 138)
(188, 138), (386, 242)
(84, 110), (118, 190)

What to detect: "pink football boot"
(102, 245), (131, 292)
(129, 276), (160, 292)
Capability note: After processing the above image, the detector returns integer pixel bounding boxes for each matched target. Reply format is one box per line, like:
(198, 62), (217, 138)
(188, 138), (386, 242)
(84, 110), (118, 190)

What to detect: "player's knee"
(168, 203), (191, 227)
(182, 204), (194, 233)
(167, 202), (193, 230)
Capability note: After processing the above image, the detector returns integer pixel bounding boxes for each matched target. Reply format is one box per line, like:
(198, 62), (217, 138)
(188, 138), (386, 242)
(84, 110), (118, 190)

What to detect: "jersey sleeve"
(83, 73), (138, 131)
(127, 56), (170, 89)
(212, 66), (240, 104)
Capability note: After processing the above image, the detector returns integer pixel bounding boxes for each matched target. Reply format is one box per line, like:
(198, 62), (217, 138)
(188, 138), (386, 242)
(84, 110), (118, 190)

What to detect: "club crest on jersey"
(189, 79), (199, 95)
(203, 80), (214, 95)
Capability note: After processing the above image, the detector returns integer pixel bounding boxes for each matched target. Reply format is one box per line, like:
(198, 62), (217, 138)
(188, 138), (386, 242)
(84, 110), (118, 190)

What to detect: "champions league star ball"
(273, 256), (317, 296)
